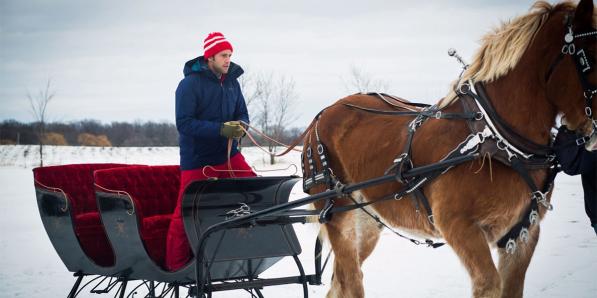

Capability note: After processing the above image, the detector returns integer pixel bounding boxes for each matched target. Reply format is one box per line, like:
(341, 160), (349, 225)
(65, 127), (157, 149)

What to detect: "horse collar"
(459, 81), (555, 167)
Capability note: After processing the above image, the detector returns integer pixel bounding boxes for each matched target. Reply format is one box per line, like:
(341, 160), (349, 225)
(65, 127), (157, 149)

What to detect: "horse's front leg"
(497, 225), (540, 298)
(437, 215), (502, 298)
(324, 209), (369, 298)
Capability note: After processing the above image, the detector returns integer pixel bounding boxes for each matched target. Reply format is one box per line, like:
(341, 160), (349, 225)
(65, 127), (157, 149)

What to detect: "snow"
(0, 145), (595, 297)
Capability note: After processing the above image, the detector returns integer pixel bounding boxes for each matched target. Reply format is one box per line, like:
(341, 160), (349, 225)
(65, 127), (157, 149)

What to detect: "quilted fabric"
(94, 165), (180, 268)
(142, 214), (173, 267)
(75, 212), (115, 266)
(34, 164), (129, 215)
(33, 163), (130, 267)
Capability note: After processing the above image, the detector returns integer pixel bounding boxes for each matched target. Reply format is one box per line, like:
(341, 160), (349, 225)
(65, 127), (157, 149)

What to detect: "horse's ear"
(574, 0), (594, 27)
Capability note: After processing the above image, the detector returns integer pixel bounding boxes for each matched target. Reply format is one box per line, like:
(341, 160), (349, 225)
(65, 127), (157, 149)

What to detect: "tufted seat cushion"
(33, 163), (131, 267)
(142, 214), (173, 266)
(94, 165), (180, 268)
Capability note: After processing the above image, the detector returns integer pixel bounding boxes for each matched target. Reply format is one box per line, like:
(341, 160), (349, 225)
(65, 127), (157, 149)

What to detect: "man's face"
(208, 50), (232, 75)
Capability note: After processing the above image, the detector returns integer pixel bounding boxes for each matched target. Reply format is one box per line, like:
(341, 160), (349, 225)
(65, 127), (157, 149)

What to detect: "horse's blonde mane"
(438, 1), (579, 108)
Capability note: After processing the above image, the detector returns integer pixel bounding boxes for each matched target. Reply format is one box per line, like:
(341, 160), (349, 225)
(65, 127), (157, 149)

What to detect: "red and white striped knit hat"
(203, 32), (233, 60)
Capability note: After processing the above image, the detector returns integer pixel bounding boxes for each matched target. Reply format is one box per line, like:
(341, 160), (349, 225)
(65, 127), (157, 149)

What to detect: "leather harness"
(301, 17), (596, 252)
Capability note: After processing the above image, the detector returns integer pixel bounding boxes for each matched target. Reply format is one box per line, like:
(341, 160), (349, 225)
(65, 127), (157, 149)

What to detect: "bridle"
(546, 14), (597, 140)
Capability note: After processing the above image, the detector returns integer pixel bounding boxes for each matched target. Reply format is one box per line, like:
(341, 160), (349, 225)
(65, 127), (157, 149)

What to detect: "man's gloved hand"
(220, 121), (244, 138)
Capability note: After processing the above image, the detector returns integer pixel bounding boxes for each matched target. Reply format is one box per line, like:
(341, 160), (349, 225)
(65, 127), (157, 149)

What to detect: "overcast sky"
(1, 0), (538, 127)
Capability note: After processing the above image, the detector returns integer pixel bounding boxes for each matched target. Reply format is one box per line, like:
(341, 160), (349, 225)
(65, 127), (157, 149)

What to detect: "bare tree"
(343, 64), (390, 94)
(239, 74), (263, 109)
(28, 79), (55, 167)
(251, 73), (299, 164)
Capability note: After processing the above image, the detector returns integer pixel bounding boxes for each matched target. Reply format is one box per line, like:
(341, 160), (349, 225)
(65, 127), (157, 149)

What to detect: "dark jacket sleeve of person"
(554, 126), (595, 175)
(554, 126), (597, 231)
(175, 78), (222, 138)
(582, 160), (597, 226)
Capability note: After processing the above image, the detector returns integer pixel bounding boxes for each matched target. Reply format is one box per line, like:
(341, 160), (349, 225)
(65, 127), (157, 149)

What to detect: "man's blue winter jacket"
(175, 56), (249, 170)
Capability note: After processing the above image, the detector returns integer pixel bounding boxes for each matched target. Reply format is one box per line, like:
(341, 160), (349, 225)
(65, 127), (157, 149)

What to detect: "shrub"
(0, 139), (16, 145)
(77, 133), (112, 147)
(42, 132), (68, 145)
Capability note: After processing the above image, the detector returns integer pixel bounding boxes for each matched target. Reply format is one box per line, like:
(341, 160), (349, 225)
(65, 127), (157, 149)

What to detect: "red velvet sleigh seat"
(33, 163), (131, 274)
(94, 165), (180, 272)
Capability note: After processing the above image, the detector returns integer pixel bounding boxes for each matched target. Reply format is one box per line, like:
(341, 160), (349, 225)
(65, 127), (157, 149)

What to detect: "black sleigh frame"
(181, 176), (325, 298)
(34, 163), (327, 298)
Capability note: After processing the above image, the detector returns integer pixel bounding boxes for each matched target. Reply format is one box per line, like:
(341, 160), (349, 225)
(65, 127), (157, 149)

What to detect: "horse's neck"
(483, 67), (556, 146)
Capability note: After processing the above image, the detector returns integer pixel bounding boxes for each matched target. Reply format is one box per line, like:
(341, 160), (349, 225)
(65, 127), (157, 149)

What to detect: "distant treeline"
(0, 119), (305, 147)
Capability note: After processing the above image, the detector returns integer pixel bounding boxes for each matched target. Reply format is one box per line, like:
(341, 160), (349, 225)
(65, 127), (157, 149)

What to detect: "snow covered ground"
(0, 145), (595, 297)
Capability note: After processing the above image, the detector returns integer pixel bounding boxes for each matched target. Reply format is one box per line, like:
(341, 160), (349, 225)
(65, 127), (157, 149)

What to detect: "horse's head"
(440, 0), (596, 148)
(543, 0), (596, 150)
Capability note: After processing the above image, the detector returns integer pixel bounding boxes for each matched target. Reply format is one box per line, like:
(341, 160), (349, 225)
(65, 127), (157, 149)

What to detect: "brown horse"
(302, 1), (597, 297)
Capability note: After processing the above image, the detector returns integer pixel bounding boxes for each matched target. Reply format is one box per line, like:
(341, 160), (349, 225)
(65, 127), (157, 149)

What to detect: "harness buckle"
(576, 137), (588, 146)
(532, 191), (553, 210)
(564, 27), (574, 43)
(458, 83), (471, 95)
(393, 153), (408, 164)
(529, 210), (540, 226)
(427, 214), (435, 225)
(505, 238), (517, 254)
(385, 153), (409, 176)
(585, 106), (593, 117)
(409, 115), (425, 131)
(474, 112), (484, 121)
(319, 199), (335, 224)
(434, 111), (442, 119)
(519, 228), (530, 243)
(497, 139), (517, 161)
(460, 129), (490, 154)
(334, 180), (346, 196)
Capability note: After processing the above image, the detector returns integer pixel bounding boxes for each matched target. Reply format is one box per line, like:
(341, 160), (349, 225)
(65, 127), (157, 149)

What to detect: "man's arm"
(581, 152), (597, 236)
(175, 79), (221, 138)
(554, 126), (586, 175)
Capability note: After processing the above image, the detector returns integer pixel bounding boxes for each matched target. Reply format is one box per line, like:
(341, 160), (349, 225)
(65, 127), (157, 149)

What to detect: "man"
(554, 125), (597, 236)
(166, 32), (257, 271)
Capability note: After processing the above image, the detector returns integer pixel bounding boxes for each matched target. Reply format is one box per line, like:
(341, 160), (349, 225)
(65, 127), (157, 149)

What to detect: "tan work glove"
(220, 121), (244, 138)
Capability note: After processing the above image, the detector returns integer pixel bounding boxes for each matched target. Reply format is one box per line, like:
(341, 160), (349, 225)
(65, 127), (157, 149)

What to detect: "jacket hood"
(182, 56), (243, 81)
